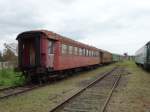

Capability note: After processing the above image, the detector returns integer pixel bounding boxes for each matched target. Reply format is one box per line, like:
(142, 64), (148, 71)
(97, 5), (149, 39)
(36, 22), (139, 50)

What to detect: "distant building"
(0, 61), (15, 69)
(124, 53), (128, 59)
(123, 53), (135, 60)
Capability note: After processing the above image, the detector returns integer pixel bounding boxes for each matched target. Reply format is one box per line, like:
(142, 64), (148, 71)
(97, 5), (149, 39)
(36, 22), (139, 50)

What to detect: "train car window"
(88, 50), (90, 56)
(79, 48), (81, 56)
(93, 51), (96, 57)
(69, 46), (73, 55)
(90, 51), (92, 56)
(82, 49), (84, 56)
(89, 51), (92, 56)
(95, 51), (97, 56)
(91, 51), (94, 57)
(85, 49), (86, 56)
(62, 44), (68, 54)
(23, 44), (25, 49)
(74, 47), (78, 55)
(95, 51), (97, 57)
(96, 51), (99, 56)
(96, 51), (98, 57)
(93, 51), (95, 57)
(79, 48), (82, 56)
(82, 49), (86, 56)
(86, 49), (89, 56)
(48, 40), (54, 54)
(94, 51), (96, 56)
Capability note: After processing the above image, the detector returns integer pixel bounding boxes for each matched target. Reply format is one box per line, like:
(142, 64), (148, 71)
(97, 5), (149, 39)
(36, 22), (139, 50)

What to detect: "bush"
(0, 69), (25, 87)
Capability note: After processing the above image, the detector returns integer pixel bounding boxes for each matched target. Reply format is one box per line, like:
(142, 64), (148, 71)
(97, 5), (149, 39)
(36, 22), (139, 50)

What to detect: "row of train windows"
(62, 44), (99, 56)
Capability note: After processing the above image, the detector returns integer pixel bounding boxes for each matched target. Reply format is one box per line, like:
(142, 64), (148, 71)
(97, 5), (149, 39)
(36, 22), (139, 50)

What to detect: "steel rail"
(0, 82), (55, 100)
(0, 85), (40, 99)
(0, 86), (20, 92)
(101, 70), (122, 112)
(49, 67), (118, 112)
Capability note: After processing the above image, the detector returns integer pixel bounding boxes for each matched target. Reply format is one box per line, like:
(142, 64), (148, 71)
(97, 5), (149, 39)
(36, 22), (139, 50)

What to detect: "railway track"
(0, 75), (60, 99)
(0, 84), (41, 99)
(0, 66), (121, 103)
(0, 86), (20, 92)
(49, 67), (123, 112)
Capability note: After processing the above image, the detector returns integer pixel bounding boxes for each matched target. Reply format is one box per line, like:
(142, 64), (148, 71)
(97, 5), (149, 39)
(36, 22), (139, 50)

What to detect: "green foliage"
(0, 69), (25, 87)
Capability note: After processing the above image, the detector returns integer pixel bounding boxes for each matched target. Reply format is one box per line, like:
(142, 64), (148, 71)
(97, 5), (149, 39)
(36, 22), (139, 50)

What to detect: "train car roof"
(135, 41), (150, 55)
(99, 49), (112, 54)
(146, 41), (150, 45)
(17, 30), (100, 50)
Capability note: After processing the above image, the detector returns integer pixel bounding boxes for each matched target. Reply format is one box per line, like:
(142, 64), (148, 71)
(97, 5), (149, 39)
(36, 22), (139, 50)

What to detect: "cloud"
(0, 0), (44, 39)
(0, 0), (150, 55)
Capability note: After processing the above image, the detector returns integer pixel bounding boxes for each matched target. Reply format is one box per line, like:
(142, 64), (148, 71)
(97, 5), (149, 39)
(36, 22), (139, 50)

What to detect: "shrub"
(0, 69), (25, 87)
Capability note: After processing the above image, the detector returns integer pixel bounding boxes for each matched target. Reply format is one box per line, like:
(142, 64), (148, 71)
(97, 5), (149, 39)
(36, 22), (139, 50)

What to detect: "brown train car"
(100, 50), (112, 64)
(17, 30), (101, 80)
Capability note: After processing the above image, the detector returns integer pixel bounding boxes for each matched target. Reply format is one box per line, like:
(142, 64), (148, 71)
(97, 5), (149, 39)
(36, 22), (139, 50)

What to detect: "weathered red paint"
(22, 39), (35, 66)
(40, 35), (47, 67)
(53, 41), (61, 70)
(56, 55), (100, 70)
(17, 30), (112, 74)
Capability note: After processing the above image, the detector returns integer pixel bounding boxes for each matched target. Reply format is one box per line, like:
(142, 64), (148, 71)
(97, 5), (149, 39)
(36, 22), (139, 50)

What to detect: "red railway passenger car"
(17, 30), (101, 81)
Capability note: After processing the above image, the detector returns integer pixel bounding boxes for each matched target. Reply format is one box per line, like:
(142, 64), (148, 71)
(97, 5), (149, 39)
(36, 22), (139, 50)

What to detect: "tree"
(3, 43), (17, 63)
(3, 48), (16, 61)
(4, 43), (18, 56)
(0, 51), (3, 61)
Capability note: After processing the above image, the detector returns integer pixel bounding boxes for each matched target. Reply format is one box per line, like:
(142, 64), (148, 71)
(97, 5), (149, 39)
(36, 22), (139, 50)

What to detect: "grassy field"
(0, 64), (116, 112)
(107, 61), (150, 112)
(0, 61), (150, 112)
(0, 69), (25, 88)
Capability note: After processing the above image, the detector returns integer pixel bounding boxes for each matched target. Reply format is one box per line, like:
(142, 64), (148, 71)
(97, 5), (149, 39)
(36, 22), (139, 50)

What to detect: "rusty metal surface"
(101, 69), (122, 112)
(0, 86), (21, 92)
(0, 82), (50, 99)
(0, 85), (39, 99)
(17, 30), (99, 50)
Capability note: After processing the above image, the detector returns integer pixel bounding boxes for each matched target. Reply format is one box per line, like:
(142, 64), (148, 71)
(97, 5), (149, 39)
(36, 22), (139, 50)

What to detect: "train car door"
(29, 42), (35, 65)
(21, 38), (36, 66)
(48, 40), (54, 68)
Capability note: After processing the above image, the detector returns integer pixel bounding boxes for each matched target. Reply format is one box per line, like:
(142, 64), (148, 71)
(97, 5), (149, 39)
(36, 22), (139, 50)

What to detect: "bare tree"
(0, 51), (3, 61)
(4, 43), (18, 56)
(3, 43), (18, 68)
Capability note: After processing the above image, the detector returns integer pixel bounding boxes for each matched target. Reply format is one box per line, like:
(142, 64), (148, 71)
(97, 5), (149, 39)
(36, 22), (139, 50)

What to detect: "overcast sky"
(0, 0), (150, 55)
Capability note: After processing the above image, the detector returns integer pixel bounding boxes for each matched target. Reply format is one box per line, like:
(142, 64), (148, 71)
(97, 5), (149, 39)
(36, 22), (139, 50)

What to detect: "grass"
(2, 61), (149, 112)
(0, 61), (150, 112)
(107, 60), (150, 112)
(0, 63), (116, 112)
(0, 69), (25, 88)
